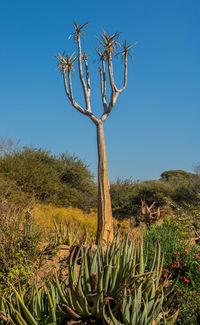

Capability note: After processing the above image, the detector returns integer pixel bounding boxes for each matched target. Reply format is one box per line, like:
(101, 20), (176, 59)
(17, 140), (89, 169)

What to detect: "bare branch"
(100, 48), (130, 122)
(100, 92), (120, 123)
(63, 70), (84, 114)
(68, 70), (74, 101)
(76, 35), (91, 112)
(83, 52), (91, 97)
(99, 67), (103, 96)
(102, 60), (107, 103)
(100, 53), (120, 122)
(99, 61), (107, 112)
(118, 53), (127, 93)
(96, 48), (107, 112)
(116, 40), (135, 92)
(62, 69), (99, 125)
(62, 68), (71, 100)
(107, 52), (116, 94)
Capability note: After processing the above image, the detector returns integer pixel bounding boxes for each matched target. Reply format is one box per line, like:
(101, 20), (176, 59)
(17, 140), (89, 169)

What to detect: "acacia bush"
(161, 169), (200, 207)
(0, 147), (97, 211)
(110, 178), (173, 220)
(110, 178), (136, 219)
(160, 169), (197, 182)
(0, 173), (30, 208)
(110, 170), (200, 221)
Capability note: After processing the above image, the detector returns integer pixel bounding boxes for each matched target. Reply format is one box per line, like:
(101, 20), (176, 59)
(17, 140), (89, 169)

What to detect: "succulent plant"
(0, 279), (60, 325)
(52, 220), (80, 247)
(56, 236), (178, 324)
(0, 236), (178, 324)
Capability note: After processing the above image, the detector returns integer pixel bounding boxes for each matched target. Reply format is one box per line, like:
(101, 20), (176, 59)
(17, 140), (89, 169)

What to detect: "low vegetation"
(0, 146), (97, 212)
(0, 237), (179, 325)
(0, 141), (200, 324)
(110, 170), (200, 222)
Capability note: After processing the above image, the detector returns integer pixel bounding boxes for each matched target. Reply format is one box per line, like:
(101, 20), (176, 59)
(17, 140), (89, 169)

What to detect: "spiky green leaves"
(97, 29), (121, 59)
(55, 238), (178, 324)
(0, 280), (60, 325)
(96, 29), (136, 64)
(69, 21), (89, 42)
(55, 52), (76, 73)
(0, 238), (178, 324)
(82, 51), (89, 62)
(118, 40), (137, 63)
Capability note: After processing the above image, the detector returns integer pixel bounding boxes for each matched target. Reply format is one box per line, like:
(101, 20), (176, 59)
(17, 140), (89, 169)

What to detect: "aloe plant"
(52, 220), (79, 247)
(55, 237), (178, 324)
(0, 279), (60, 325)
(0, 237), (178, 324)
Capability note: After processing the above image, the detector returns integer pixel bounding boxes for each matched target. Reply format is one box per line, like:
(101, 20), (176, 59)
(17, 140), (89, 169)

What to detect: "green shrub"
(133, 180), (173, 208)
(110, 178), (136, 219)
(163, 207), (200, 240)
(144, 224), (185, 270)
(0, 174), (30, 208)
(144, 223), (200, 324)
(166, 246), (200, 290)
(0, 206), (41, 282)
(170, 285), (200, 325)
(160, 170), (197, 183)
(110, 179), (173, 220)
(111, 171), (200, 221)
(161, 170), (200, 207)
(0, 147), (97, 211)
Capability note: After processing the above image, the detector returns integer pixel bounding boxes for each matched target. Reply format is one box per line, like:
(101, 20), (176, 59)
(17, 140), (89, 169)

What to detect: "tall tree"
(56, 22), (134, 243)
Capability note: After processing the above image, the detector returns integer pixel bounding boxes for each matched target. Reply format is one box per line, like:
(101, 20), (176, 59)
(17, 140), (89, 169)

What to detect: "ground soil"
(38, 245), (70, 279)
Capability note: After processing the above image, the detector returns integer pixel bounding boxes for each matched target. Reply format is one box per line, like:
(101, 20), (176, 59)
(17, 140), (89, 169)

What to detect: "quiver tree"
(56, 22), (134, 244)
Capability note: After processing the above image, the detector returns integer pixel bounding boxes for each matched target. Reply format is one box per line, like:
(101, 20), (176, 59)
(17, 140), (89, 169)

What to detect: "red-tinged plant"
(166, 245), (200, 290)
(185, 248), (191, 253)
(166, 281), (173, 287)
(174, 251), (180, 255)
(172, 261), (180, 268)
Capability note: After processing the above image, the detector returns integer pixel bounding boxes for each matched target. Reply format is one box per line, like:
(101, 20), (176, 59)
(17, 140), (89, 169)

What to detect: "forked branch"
(55, 23), (134, 125)
(83, 52), (91, 97)
(58, 56), (98, 124)
(97, 49), (107, 112)
(97, 31), (134, 122)
(73, 22), (91, 113)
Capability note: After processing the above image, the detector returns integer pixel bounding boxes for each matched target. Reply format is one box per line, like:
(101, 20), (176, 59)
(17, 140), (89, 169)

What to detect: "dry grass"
(32, 203), (148, 242)
(32, 204), (98, 242)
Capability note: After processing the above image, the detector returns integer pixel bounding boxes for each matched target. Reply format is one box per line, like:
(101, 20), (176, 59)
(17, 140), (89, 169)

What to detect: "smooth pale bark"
(96, 122), (113, 243)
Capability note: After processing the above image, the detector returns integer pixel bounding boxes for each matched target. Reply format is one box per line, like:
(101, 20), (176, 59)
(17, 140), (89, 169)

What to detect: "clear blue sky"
(0, 0), (200, 181)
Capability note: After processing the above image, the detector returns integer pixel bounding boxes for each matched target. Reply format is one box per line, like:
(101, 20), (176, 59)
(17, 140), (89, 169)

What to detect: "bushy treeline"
(0, 145), (97, 211)
(110, 169), (200, 220)
(0, 139), (200, 218)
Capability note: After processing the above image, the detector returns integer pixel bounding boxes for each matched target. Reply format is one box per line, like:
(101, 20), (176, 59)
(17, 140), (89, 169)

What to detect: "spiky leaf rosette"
(55, 237), (177, 324)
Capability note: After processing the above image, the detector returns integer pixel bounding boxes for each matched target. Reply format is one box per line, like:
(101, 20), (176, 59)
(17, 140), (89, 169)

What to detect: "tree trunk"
(96, 122), (114, 244)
